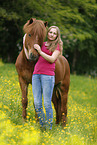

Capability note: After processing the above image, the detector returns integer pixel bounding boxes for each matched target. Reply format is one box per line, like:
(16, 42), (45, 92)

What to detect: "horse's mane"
(23, 19), (47, 46)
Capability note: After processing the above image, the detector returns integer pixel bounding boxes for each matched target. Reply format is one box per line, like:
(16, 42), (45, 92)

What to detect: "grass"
(0, 61), (97, 145)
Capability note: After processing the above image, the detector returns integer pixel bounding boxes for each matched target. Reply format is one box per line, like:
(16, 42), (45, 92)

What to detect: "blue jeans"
(32, 74), (55, 129)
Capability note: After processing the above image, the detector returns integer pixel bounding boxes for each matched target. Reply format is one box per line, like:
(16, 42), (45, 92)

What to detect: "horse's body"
(15, 18), (70, 126)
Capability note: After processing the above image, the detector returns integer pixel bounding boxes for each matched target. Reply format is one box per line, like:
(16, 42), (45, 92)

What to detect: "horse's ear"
(29, 18), (36, 24)
(29, 18), (34, 24)
(44, 21), (48, 27)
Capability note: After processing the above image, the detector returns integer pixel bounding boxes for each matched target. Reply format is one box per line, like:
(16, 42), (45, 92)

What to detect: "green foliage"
(0, 8), (20, 20)
(0, 63), (97, 144)
(0, 0), (97, 73)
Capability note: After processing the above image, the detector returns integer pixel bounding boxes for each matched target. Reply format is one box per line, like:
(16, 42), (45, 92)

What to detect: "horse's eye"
(29, 34), (31, 37)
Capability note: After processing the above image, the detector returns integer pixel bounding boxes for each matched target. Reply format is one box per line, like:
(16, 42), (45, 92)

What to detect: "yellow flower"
(22, 128), (40, 145)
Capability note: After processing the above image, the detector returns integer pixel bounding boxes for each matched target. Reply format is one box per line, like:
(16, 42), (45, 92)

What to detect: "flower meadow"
(0, 62), (97, 145)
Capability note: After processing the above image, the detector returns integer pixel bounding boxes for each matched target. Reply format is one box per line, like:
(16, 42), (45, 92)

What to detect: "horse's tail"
(54, 84), (61, 100)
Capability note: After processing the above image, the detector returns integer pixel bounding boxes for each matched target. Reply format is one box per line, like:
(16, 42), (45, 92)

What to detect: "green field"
(0, 62), (97, 145)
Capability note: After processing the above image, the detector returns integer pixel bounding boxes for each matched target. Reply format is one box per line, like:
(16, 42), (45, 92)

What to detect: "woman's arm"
(34, 44), (60, 63)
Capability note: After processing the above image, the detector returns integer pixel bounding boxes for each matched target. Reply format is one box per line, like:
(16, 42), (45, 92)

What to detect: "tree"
(0, 0), (38, 62)
(57, 0), (97, 73)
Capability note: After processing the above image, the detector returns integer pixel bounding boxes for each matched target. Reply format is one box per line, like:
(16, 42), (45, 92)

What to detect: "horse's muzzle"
(29, 53), (39, 61)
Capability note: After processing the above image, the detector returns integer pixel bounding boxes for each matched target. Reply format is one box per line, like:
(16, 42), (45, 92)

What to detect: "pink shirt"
(33, 42), (60, 76)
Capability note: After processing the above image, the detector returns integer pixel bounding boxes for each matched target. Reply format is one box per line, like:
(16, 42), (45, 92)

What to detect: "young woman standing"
(32, 26), (63, 130)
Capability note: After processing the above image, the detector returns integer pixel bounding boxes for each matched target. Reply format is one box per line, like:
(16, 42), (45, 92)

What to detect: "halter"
(23, 34), (29, 60)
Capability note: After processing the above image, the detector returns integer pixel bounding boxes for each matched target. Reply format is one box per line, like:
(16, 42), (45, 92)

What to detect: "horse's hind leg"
(52, 89), (61, 125)
(19, 76), (28, 120)
(61, 78), (70, 127)
(61, 91), (68, 126)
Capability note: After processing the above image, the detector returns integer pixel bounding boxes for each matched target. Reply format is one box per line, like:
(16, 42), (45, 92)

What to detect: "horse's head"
(23, 18), (47, 61)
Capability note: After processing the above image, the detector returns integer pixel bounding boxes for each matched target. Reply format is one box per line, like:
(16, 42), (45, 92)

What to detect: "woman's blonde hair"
(46, 26), (63, 55)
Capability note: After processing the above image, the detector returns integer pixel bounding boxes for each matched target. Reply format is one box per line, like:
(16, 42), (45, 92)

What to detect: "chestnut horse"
(15, 18), (70, 127)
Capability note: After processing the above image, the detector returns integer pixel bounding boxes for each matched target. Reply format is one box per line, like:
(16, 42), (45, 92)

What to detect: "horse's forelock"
(31, 21), (46, 39)
(24, 20), (46, 45)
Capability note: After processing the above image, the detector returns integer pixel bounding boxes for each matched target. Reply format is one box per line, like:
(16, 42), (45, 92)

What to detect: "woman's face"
(48, 28), (57, 41)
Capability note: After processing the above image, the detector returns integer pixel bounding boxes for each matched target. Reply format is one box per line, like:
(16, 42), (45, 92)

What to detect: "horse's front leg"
(19, 76), (28, 120)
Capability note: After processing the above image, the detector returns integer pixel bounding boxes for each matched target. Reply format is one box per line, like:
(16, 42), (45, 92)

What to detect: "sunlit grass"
(0, 62), (97, 145)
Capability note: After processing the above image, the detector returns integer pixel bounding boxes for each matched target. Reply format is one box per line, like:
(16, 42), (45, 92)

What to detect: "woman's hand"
(34, 44), (41, 54)
(34, 44), (60, 63)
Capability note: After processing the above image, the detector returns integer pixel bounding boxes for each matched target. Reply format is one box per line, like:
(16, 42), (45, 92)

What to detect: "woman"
(32, 26), (63, 130)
